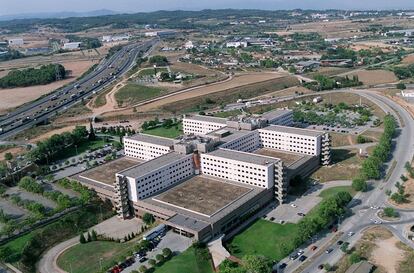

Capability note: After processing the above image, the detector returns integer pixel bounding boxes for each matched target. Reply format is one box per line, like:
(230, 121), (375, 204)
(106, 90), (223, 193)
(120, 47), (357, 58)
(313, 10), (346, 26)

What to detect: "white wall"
(220, 131), (260, 152)
(128, 155), (194, 201)
(200, 153), (273, 189)
(258, 129), (321, 156)
(183, 118), (227, 136)
(124, 139), (171, 160)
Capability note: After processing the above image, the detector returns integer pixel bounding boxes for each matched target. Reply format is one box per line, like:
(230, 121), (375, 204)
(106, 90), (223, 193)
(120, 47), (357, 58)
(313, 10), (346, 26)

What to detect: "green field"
(137, 67), (168, 77)
(2, 232), (35, 254)
(63, 137), (117, 158)
(115, 84), (167, 106)
(227, 220), (299, 261)
(153, 247), (213, 273)
(57, 241), (134, 273)
(142, 123), (183, 139)
(319, 186), (356, 199)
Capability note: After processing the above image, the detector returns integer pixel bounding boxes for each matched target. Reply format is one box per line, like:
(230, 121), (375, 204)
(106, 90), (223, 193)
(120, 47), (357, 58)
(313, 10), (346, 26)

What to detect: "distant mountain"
(0, 9), (118, 21)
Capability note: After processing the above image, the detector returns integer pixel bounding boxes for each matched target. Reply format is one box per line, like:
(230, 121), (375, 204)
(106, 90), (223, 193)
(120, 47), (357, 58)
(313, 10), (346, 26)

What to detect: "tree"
(4, 152), (13, 161)
(324, 263), (333, 271)
(162, 248), (172, 258)
(352, 178), (368, 192)
(349, 252), (362, 264)
(142, 213), (154, 225)
(148, 259), (156, 267)
(155, 254), (165, 263)
(79, 233), (86, 244)
(396, 82), (407, 90)
(88, 121), (96, 141)
(340, 242), (349, 253)
(91, 229), (98, 241)
(138, 265), (147, 273)
(87, 232), (92, 242)
(242, 255), (272, 273)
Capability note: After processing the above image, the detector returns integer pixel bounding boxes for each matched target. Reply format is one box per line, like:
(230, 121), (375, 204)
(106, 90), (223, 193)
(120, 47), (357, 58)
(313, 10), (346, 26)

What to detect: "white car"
(348, 231), (354, 236)
(297, 249), (304, 255)
(291, 204), (298, 208)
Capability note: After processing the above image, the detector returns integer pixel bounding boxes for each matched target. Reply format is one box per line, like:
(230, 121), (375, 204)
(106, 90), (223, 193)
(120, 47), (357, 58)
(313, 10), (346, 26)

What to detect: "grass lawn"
(137, 67), (168, 77)
(227, 220), (299, 262)
(319, 186), (356, 199)
(153, 247), (213, 273)
(142, 123), (183, 139)
(57, 241), (134, 273)
(63, 137), (117, 159)
(2, 232), (34, 254)
(115, 83), (167, 106)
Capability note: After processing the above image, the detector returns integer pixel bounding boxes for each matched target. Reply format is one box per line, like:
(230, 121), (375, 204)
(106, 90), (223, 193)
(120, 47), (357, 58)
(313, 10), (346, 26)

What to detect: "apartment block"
(124, 134), (175, 160)
(183, 115), (228, 135)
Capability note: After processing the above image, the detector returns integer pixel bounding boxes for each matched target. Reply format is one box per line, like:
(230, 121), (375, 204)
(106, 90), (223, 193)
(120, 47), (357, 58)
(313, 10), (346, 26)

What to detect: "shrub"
(352, 178), (368, 192)
(383, 207), (399, 218)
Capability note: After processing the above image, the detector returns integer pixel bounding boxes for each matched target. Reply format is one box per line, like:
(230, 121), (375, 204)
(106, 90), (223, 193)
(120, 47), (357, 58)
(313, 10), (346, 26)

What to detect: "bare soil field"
(0, 60), (97, 113)
(0, 146), (25, 162)
(288, 17), (414, 38)
(333, 227), (406, 273)
(257, 85), (313, 99)
(100, 72), (291, 116)
(350, 41), (395, 52)
(348, 70), (398, 86)
(306, 67), (353, 78)
(401, 54), (414, 65)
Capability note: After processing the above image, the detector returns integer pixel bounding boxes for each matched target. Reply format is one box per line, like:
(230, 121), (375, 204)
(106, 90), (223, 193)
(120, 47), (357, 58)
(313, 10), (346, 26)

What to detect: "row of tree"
(0, 64), (66, 88)
(305, 75), (362, 91)
(360, 114), (397, 180)
(28, 126), (89, 164)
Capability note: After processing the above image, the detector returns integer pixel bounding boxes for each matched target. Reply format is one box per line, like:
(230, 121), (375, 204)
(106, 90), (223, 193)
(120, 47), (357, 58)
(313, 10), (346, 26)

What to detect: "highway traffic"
(0, 38), (158, 140)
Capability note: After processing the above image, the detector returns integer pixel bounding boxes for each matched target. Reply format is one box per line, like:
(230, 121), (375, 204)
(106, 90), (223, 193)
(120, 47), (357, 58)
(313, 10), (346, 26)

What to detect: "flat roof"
(206, 148), (280, 166)
(118, 152), (189, 178)
(153, 176), (252, 217)
(184, 115), (227, 125)
(254, 148), (304, 167)
(124, 133), (176, 147)
(259, 125), (324, 137)
(78, 157), (143, 186)
(261, 109), (292, 120)
(167, 214), (210, 232)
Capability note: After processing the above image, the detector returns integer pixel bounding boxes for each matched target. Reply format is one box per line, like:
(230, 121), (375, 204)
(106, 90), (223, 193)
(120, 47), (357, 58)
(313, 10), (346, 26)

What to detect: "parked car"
(325, 248), (333, 254)
(337, 240), (344, 245)
(290, 253), (299, 260)
(298, 255), (307, 262)
(318, 264), (324, 270)
(279, 263), (287, 269)
(311, 245), (318, 251)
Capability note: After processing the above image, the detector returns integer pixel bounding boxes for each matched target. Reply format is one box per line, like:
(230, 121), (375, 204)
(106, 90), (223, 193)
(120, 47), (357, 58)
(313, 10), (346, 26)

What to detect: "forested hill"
(0, 64), (66, 88)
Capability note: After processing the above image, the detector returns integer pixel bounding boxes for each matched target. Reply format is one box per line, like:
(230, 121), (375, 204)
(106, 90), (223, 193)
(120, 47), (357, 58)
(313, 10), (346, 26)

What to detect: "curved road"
(282, 89), (414, 273)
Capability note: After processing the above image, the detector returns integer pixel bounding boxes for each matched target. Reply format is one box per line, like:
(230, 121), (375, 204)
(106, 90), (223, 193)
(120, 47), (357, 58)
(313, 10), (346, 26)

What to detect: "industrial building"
(63, 42), (82, 50)
(72, 108), (330, 242)
(7, 38), (24, 46)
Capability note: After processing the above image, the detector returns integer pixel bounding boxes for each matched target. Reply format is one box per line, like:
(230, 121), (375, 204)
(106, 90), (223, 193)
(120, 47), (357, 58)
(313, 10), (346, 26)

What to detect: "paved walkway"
(38, 216), (143, 273)
(208, 236), (230, 268)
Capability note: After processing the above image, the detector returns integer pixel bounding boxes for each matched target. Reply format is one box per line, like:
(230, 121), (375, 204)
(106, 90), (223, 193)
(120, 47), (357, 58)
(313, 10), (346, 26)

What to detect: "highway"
(281, 89), (414, 273)
(0, 38), (158, 140)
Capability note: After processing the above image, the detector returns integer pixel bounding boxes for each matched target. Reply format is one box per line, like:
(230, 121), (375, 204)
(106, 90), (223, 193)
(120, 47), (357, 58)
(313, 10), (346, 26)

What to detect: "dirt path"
(99, 71), (286, 118)
(371, 236), (405, 273)
(347, 135), (355, 145)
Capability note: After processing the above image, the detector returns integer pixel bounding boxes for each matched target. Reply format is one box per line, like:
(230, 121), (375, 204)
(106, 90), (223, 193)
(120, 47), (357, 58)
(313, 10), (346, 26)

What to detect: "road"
(281, 89), (414, 273)
(0, 39), (158, 140)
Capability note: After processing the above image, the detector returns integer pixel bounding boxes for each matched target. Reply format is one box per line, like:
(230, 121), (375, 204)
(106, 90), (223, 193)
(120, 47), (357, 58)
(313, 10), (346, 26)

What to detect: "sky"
(1, 0), (414, 16)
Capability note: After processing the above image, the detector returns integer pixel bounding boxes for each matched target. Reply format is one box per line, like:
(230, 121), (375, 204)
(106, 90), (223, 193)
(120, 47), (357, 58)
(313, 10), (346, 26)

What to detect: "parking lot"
(122, 231), (193, 273)
(264, 195), (322, 224)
